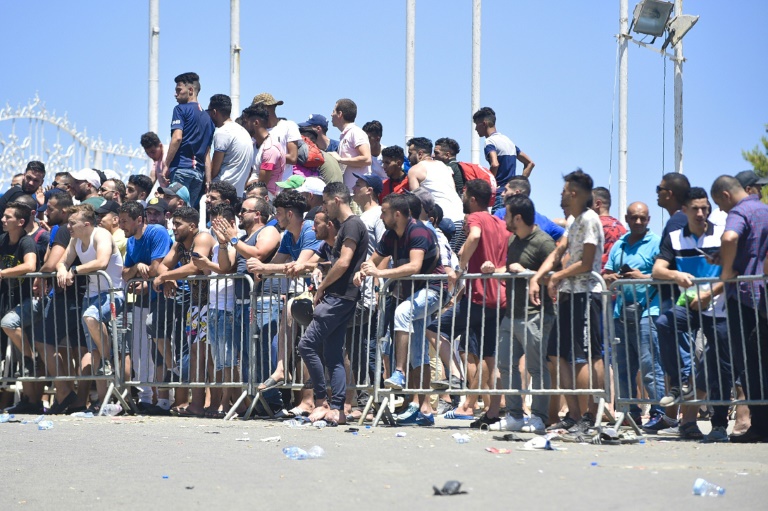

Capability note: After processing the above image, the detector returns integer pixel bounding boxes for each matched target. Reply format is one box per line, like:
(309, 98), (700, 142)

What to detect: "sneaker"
(143, 404), (171, 416)
(436, 399), (454, 416)
(659, 387), (681, 407)
(415, 412), (435, 426)
(430, 375), (463, 391)
(4, 396), (44, 415)
(46, 391), (77, 415)
(568, 412), (596, 433)
(701, 425), (729, 444)
(546, 416), (577, 431)
(521, 415), (547, 434)
(97, 360), (113, 377)
(397, 403), (419, 423)
(489, 414), (525, 432)
(384, 370), (406, 390)
(642, 413), (678, 433)
(469, 413), (501, 429)
(658, 421), (703, 439)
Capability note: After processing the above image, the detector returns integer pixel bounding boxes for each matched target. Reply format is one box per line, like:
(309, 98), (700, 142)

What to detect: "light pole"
(230, 0), (241, 117)
(405, 0), (415, 147)
(618, 0), (629, 219)
(471, 0), (481, 165)
(673, 0), (683, 174)
(148, 0), (159, 134)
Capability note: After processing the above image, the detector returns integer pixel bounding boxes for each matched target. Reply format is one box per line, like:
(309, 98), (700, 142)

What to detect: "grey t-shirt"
(506, 227), (556, 318)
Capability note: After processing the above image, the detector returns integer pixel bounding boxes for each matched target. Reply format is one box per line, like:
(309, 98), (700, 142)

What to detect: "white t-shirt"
(371, 153), (387, 180)
(209, 244), (236, 310)
(561, 209), (604, 294)
(213, 121), (254, 196)
(417, 160), (464, 223)
(359, 205), (386, 309)
(338, 123), (371, 189)
(267, 119), (301, 182)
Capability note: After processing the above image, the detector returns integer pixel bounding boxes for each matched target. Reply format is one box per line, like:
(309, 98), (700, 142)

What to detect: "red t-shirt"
(379, 175), (410, 202)
(600, 215), (627, 270)
(465, 212), (510, 309)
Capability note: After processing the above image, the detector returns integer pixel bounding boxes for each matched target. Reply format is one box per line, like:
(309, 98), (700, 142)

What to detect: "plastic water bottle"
(306, 446), (325, 458)
(101, 404), (122, 416)
(313, 420), (327, 429)
(71, 411), (95, 418)
(692, 478), (725, 497)
(0, 413), (13, 423)
(282, 446), (325, 460)
(284, 419), (307, 428)
(452, 433), (471, 444)
(37, 420), (54, 430)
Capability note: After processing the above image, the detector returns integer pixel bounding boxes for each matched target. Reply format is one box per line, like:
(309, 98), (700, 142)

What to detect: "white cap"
(69, 168), (101, 189)
(296, 177), (326, 196)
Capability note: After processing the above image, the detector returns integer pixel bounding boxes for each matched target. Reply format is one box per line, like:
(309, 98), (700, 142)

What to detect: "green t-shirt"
(506, 227), (556, 318)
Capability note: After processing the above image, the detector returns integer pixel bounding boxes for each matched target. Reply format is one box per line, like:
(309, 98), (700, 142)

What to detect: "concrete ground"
(2, 413), (767, 510)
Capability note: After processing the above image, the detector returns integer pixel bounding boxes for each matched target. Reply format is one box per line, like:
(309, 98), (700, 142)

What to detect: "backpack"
(296, 136), (325, 168)
(458, 162), (497, 195)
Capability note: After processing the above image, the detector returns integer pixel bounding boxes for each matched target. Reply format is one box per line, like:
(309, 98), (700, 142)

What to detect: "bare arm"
(210, 151), (225, 182)
(163, 130), (183, 170)
(72, 229), (114, 274)
(487, 150), (500, 177)
(407, 164), (426, 190)
(2, 252), (36, 278)
(285, 141), (298, 165)
(362, 248), (424, 280)
(719, 231), (739, 281)
(517, 149), (535, 178)
(337, 143), (372, 168)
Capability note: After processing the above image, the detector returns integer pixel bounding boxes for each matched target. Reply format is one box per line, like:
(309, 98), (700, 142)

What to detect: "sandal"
(258, 376), (285, 391)
(175, 407), (205, 418)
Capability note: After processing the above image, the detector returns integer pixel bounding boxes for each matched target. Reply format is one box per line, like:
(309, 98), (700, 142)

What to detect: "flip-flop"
(288, 406), (310, 418)
(175, 407), (205, 418)
(258, 376), (285, 391)
(443, 410), (475, 420)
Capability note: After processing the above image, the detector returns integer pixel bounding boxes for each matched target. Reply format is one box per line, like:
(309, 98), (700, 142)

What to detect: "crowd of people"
(2, 70), (768, 443)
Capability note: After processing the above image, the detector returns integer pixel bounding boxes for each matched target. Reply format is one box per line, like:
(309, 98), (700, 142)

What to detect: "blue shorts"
(82, 292), (125, 352)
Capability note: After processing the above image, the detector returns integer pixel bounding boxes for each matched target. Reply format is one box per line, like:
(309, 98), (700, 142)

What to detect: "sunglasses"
(656, 185), (670, 194)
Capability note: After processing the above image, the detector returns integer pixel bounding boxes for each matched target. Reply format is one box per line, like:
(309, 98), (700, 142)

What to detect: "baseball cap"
(159, 182), (191, 205)
(145, 197), (170, 213)
(276, 175), (306, 189)
(757, 175), (768, 186)
(735, 170), (760, 189)
(412, 187), (436, 217)
(353, 173), (383, 197)
(251, 92), (284, 106)
(69, 168), (102, 189)
(296, 177), (327, 196)
(298, 114), (329, 129)
(95, 200), (120, 216)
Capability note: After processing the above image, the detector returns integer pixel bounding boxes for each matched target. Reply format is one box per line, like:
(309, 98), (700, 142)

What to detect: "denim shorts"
(208, 309), (236, 372)
(1, 297), (45, 341)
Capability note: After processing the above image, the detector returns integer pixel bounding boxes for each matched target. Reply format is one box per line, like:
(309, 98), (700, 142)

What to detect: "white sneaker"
(521, 415), (546, 434)
(489, 414), (526, 431)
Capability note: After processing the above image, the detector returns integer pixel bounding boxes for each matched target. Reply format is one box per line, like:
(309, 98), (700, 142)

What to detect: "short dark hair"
(209, 181), (238, 208)
(118, 201), (146, 220)
(48, 191), (73, 208)
(54, 171), (69, 180)
(26, 161), (45, 175)
(323, 181), (351, 204)
(362, 120), (383, 137)
(505, 195), (536, 226)
(432, 203), (444, 225)
(174, 72), (201, 93)
(241, 103), (269, 124)
(12, 173), (24, 181)
(435, 137), (460, 156)
(506, 176), (531, 196)
(273, 189), (308, 216)
(465, 179), (492, 208)
(563, 168), (593, 194)
(208, 94), (232, 117)
(106, 178), (126, 200)
(66, 203), (98, 226)
(209, 203), (236, 223)
(662, 172), (691, 205)
(407, 137), (433, 155)
(171, 206), (200, 225)
(335, 98), (358, 122)
(140, 132), (161, 149)
(315, 209), (341, 231)
(685, 186), (709, 204)
(128, 174), (153, 196)
(5, 201), (32, 226)
(382, 193), (411, 217)
(382, 145), (406, 162)
(711, 175), (743, 197)
(592, 186), (611, 208)
(472, 106), (496, 126)
(246, 181), (269, 197)
(299, 126), (318, 143)
(403, 192), (422, 219)
(13, 194), (38, 222)
(245, 197), (271, 221)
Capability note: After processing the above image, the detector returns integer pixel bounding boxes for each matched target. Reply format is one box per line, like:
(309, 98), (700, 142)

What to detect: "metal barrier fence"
(368, 272), (612, 427)
(0, 271), (130, 415)
(608, 275), (768, 434)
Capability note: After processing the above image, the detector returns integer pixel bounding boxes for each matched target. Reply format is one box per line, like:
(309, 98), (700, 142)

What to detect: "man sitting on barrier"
(652, 187), (730, 442)
(55, 204), (125, 411)
(603, 201), (674, 432)
(530, 169), (605, 437)
(355, 193), (446, 426)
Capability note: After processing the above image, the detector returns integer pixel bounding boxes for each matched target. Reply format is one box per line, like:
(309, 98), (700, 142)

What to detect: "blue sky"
(2, 0), (766, 232)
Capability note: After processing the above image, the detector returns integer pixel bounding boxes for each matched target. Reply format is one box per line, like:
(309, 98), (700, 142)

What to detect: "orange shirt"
(379, 175), (410, 202)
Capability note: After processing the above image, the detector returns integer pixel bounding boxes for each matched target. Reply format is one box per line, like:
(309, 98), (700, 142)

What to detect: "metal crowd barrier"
(0, 271), (130, 415)
(368, 272), (612, 427)
(121, 274), (253, 418)
(608, 275), (768, 432)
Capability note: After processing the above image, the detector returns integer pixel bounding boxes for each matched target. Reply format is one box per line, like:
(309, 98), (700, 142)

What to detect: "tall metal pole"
(230, 0), (241, 117)
(405, 0), (415, 146)
(673, 0), (684, 174)
(471, 0), (481, 165)
(618, 0), (628, 217)
(148, 0), (159, 134)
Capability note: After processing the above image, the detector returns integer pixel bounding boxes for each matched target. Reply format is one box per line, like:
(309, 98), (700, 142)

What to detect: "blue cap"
(298, 114), (328, 129)
(353, 173), (383, 196)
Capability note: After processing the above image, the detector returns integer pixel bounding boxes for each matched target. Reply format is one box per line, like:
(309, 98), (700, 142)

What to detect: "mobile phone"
(620, 264), (633, 274)
(191, 251), (201, 258)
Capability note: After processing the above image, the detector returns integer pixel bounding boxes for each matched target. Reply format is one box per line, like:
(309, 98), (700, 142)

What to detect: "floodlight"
(661, 14), (700, 50)
(630, 0), (674, 38)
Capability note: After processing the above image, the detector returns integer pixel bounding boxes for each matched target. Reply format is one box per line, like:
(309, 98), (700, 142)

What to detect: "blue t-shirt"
(170, 102), (215, 170)
(494, 207), (564, 242)
(278, 220), (323, 261)
(605, 230), (661, 318)
(125, 224), (172, 302)
(327, 139), (340, 153)
(484, 132), (518, 187)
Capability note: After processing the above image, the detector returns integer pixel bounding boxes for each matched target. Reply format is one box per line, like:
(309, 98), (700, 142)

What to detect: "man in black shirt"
(0, 161), (46, 233)
(298, 182), (368, 425)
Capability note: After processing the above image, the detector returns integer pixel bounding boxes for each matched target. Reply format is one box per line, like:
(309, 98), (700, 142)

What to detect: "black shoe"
(4, 396), (44, 415)
(568, 412), (596, 433)
(729, 427), (767, 444)
(469, 413), (501, 429)
(143, 404), (171, 416)
(430, 375), (464, 391)
(46, 391), (77, 415)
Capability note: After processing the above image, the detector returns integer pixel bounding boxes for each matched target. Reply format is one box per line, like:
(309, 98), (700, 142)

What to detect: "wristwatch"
(230, 237), (239, 246)
(71, 266), (78, 275)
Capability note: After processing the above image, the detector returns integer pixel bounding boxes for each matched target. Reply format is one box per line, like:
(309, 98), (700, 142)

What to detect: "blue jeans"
(613, 316), (666, 416)
(208, 309), (235, 372)
(394, 287), (445, 369)
(237, 296), (282, 405)
(82, 293), (125, 352)
(655, 298), (692, 388)
(170, 167), (204, 209)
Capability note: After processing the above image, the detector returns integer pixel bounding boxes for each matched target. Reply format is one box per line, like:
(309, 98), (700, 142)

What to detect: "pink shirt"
(338, 123), (370, 189)
(260, 135), (286, 196)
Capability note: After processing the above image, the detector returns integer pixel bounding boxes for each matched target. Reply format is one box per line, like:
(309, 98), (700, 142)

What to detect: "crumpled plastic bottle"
(71, 411), (95, 418)
(282, 446), (325, 460)
(452, 433), (471, 444)
(101, 404), (122, 416)
(692, 478), (725, 497)
(0, 413), (14, 423)
(37, 420), (54, 430)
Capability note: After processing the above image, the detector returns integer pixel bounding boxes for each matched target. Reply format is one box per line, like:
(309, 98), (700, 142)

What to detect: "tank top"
(418, 160), (465, 223)
(75, 227), (124, 297)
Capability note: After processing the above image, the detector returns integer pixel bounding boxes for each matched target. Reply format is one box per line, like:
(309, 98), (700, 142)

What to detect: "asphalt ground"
(2, 413), (767, 510)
